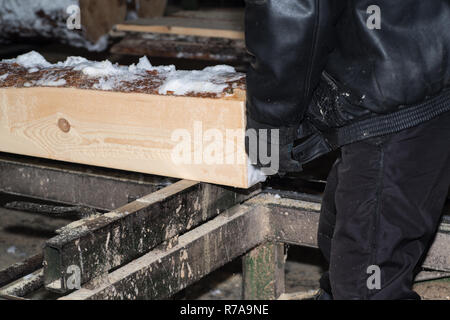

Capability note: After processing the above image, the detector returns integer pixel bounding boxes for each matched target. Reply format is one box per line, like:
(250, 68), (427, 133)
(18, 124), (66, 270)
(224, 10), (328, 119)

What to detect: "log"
(0, 0), (127, 50)
(111, 33), (249, 63)
(115, 16), (245, 40)
(0, 52), (264, 188)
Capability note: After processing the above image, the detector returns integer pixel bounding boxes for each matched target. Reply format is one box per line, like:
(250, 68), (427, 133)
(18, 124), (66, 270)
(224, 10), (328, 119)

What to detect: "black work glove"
(246, 117), (302, 176)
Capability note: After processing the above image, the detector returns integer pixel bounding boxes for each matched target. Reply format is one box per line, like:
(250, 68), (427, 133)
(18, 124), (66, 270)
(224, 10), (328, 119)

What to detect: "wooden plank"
(59, 204), (268, 300)
(0, 87), (249, 188)
(0, 253), (43, 289)
(170, 8), (244, 21)
(44, 180), (259, 293)
(257, 193), (450, 271)
(111, 33), (249, 63)
(115, 17), (245, 40)
(247, 193), (322, 248)
(242, 242), (286, 300)
(0, 269), (43, 298)
(278, 290), (318, 300)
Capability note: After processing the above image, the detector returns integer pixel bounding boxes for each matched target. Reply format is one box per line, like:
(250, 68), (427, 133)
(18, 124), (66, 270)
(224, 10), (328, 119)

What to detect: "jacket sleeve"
(245, 0), (344, 129)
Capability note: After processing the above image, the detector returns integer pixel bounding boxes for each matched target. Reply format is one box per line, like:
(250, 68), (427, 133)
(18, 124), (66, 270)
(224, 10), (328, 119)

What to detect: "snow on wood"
(0, 51), (245, 97)
(0, 52), (265, 188)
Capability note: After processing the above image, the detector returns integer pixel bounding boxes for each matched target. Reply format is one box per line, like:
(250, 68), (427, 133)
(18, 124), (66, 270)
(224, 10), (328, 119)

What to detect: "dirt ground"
(0, 205), (448, 300)
(0, 206), (68, 270)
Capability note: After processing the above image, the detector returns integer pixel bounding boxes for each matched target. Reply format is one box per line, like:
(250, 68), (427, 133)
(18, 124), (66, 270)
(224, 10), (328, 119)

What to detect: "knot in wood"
(58, 118), (71, 133)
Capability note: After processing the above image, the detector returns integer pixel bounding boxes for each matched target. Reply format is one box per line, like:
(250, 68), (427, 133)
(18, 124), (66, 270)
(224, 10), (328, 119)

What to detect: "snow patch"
(247, 159), (267, 187)
(6, 246), (16, 254)
(78, 60), (126, 77)
(36, 78), (67, 87)
(5, 51), (51, 69)
(2, 51), (244, 95)
(134, 56), (154, 71)
(159, 65), (239, 96)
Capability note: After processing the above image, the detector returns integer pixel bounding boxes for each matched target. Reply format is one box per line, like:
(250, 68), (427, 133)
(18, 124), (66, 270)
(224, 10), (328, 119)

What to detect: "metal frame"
(0, 154), (448, 300)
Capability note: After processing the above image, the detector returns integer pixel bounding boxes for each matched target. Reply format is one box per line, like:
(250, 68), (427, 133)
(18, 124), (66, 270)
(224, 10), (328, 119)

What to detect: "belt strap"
(293, 89), (450, 165)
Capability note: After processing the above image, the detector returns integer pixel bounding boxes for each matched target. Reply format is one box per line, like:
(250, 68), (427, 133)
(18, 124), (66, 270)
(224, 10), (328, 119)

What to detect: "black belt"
(293, 89), (450, 165)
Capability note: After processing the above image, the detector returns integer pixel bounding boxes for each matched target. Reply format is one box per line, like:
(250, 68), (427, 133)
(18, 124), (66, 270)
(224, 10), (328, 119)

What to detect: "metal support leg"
(242, 242), (286, 300)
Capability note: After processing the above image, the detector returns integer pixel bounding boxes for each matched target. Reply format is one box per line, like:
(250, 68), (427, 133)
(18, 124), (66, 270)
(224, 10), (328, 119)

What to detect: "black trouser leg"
(317, 158), (339, 297)
(318, 111), (450, 300)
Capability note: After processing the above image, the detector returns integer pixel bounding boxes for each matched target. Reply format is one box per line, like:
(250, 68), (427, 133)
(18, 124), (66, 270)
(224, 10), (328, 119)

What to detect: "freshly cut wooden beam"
(0, 54), (259, 188)
(115, 16), (245, 40)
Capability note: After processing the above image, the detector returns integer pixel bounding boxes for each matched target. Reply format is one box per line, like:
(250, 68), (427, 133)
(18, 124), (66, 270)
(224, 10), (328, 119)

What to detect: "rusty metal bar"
(0, 253), (43, 288)
(60, 204), (269, 300)
(0, 152), (175, 211)
(53, 193), (449, 300)
(259, 194), (450, 272)
(44, 180), (259, 293)
(242, 242), (286, 300)
(0, 269), (43, 298)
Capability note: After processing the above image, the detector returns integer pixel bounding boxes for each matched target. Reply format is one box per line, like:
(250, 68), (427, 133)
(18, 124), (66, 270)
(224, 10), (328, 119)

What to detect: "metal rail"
(0, 154), (448, 300)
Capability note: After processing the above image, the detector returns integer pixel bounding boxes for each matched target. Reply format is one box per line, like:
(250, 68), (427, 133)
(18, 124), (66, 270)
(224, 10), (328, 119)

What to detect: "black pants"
(318, 111), (450, 300)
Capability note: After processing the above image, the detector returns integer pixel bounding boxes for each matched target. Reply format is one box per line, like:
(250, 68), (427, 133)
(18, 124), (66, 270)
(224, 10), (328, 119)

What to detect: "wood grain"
(0, 87), (249, 188)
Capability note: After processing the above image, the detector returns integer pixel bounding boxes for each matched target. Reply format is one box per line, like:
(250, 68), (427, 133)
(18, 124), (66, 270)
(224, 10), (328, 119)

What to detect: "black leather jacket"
(245, 0), (450, 163)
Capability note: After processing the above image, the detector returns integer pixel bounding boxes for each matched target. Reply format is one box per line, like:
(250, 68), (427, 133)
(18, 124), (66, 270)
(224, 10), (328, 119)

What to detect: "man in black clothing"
(245, 0), (450, 299)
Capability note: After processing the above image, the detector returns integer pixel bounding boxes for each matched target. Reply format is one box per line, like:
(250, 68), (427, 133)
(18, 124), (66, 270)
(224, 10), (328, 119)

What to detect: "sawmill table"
(0, 153), (448, 300)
